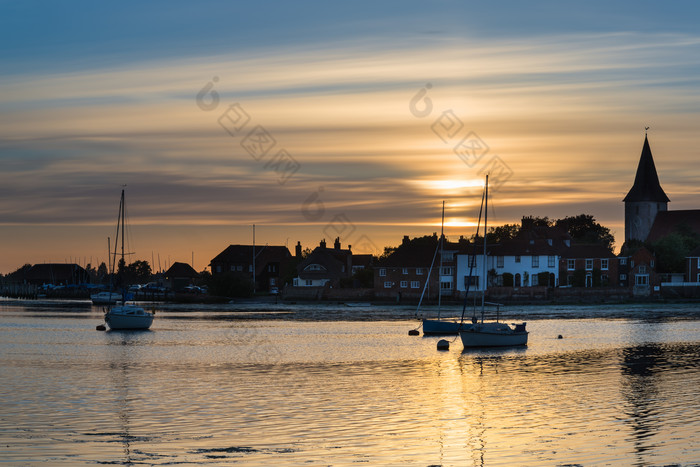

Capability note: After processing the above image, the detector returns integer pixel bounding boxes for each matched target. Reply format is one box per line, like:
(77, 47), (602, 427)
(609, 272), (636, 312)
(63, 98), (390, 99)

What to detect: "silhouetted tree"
(555, 214), (615, 252)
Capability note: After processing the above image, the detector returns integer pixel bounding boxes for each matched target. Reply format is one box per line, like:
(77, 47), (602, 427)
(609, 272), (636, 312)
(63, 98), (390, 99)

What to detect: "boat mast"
(481, 175), (488, 323)
(437, 200), (444, 319)
(121, 189), (125, 270)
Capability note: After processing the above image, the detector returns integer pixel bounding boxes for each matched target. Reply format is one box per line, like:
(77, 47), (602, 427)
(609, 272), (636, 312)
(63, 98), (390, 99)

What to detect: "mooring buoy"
(437, 339), (449, 351)
(96, 324), (106, 331)
(408, 329), (420, 336)
(557, 334), (563, 339)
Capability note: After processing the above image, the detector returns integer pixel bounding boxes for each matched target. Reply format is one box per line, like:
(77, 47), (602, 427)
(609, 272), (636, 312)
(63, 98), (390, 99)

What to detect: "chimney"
(334, 237), (341, 250)
(521, 216), (534, 231)
(348, 244), (351, 252)
(320, 239), (326, 248)
(402, 235), (410, 246)
(295, 241), (302, 258)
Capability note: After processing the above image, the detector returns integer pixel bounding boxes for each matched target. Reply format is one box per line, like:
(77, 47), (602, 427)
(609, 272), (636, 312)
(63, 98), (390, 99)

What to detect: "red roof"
(646, 210), (700, 242)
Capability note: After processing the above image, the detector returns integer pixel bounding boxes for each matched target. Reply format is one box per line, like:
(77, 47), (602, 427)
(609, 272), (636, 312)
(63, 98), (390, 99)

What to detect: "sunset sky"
(2, 1), (700, 274)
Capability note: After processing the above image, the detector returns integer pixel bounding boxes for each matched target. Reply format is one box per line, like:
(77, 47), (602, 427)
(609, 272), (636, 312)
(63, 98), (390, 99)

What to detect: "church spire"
(623, 134), (670, 203)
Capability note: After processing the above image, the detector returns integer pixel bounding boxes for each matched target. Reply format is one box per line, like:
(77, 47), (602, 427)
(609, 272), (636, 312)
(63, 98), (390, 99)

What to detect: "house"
(164, 262), (198, 292)
(209, 244), (292, 292)
(24, 263), (90, 286)
(293, 238), (368, 287)
(686, 246), (700, 283)
(560, 244), (618, 287)
(455, 217), (570, 293)
(618, 247), (658, 296)
(374, 234), (462, 299)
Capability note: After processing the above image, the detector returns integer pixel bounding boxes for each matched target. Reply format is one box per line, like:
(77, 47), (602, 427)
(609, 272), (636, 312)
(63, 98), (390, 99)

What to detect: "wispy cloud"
(1, 30), (700, 270)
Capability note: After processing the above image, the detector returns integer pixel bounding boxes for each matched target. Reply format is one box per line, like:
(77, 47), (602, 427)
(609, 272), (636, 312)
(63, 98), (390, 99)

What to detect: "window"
(440, 281), (452, 290)
(468, 256), (476, 268)
(441, 252), (453, 262)
(216, 265), (222, 273)
(585, 259), (593, 270)
(635, 275), (649, 286)
(305, 264), (326, 272)
(601, 259), (608, 270)
(379, 268), (386, 277)
(620, 257), (627, 265)
(230, 265), (236, 271)
(697, 273), (700, 283)
(532, 256), (539, 268)
(567, 259), (575, 270)
(249, 265), (253, 272)
(465, 276), (479, 287)
(515, 256), (521, 263)
(402, 267), (408, 275)
(305, 279), (313, 286)
(441, 267), (452, 275)
(631, 260), (635, 268)
(400, 280), (408, 288)
(416, 268), (423, 275)
(532, 274), (538, 286)
(620, 274), (627, 280)
(384, 281), (392, 288)
(497, 256), (504, 268)
(411, 281), (420, 288)
(639, 265), (648, 274)
(650, 260), (655, 268)
(270, 278), (276, 285)
(236, 265), (243, 271)
(548, 256), (556, 268)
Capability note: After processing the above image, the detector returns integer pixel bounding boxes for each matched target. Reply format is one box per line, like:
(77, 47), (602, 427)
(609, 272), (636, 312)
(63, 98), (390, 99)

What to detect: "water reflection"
(620, 342), (700, 464)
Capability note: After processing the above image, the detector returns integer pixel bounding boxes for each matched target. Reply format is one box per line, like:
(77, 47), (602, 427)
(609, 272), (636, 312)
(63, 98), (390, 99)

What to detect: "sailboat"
(103, 188), (154, 331)
(459, 175), (528, 348)
(422, 201), (471, 335)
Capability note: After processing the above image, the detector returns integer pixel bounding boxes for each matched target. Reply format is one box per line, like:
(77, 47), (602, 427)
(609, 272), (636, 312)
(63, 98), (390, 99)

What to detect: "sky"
(1, 1), (700, 274)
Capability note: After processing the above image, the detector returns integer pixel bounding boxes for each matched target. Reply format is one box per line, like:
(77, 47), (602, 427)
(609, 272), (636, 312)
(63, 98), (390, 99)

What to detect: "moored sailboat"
(102, 188), (153, 331)
(459, 175), (528, 348)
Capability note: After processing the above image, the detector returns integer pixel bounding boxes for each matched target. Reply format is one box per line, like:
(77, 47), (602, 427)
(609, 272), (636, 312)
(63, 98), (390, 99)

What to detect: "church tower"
(623, 134), (670, 243)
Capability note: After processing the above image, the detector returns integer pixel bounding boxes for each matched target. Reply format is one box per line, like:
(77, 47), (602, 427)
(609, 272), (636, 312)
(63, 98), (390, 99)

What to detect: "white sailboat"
(459, 175), (528, 348)
(103, 188), (153, 331)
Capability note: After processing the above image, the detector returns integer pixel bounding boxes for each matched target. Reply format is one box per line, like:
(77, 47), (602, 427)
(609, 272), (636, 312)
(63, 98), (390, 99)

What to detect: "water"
(1, 300), (700, 466)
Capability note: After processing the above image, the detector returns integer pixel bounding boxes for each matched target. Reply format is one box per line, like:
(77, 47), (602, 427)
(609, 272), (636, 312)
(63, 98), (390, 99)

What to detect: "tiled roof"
(165, 262), (198, 278)
(646, 210), (700, 242)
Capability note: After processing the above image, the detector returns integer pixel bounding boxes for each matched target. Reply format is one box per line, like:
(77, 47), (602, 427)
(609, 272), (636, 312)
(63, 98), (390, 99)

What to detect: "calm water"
(1, 300), (700, 466)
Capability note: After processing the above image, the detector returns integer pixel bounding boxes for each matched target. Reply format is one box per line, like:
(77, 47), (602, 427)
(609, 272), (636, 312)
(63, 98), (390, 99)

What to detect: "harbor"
(1, 299), (699, 465)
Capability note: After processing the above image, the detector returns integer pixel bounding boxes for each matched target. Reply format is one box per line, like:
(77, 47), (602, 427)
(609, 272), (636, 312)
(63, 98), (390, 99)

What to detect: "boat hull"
(105, 306), (153, 330)
(459, 322), (528, 347)
(422, 319), (473, 335)
(91, 292), (122, 305)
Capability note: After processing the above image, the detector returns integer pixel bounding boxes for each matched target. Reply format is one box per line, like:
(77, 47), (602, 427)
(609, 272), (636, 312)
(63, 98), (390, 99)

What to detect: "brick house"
(293, 238), (368, 287)
(210, 244), (292, 292)
(560, 244), (618, 287)
(374, 234), (461, 300)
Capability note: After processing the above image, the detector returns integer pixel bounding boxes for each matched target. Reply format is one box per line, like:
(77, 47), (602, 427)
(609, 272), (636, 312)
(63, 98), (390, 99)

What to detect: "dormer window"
(304, 263), (327, 272)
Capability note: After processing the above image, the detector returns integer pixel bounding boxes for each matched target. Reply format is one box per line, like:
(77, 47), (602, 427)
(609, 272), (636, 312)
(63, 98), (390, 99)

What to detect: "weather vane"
(645, 126), (650, 135)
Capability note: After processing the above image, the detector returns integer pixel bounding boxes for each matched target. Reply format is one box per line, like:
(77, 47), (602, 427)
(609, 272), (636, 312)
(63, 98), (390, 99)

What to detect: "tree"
(487, 224), (519, 243)
(555, 214), (615, 252)
(651, 231), (700, 273)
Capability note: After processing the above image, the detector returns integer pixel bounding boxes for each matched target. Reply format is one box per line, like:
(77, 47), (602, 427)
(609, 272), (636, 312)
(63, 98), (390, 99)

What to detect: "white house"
(456, 238), (562, 292)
